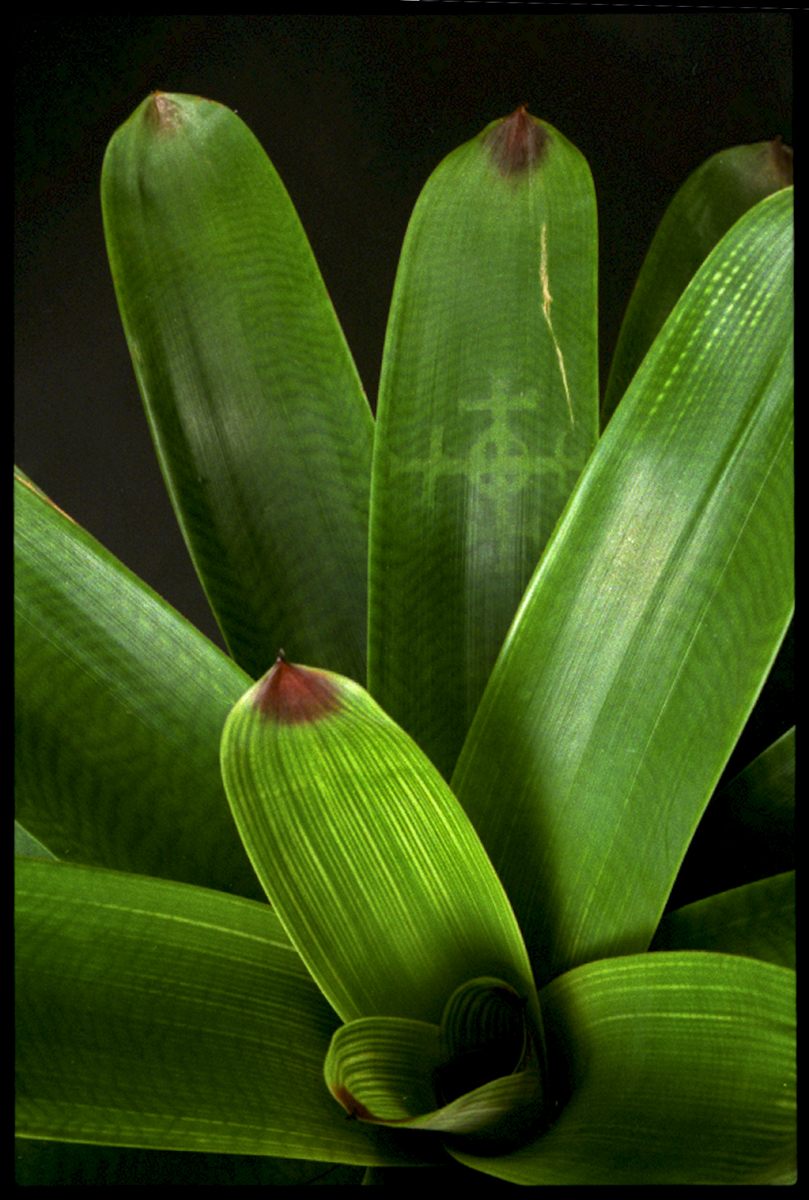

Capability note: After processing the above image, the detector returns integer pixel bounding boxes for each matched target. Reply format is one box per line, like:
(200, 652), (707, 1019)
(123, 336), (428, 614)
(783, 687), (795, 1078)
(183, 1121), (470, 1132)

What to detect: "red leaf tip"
(253, 651), (341, 724)
(485, 105), (548, 176)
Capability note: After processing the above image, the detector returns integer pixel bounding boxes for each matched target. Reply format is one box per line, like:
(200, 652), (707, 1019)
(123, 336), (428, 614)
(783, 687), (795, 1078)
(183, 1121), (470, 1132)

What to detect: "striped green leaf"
(324, 1011), (543, 1146)
(369, 108), (598, 779)
(15, 859), (437, 1166)
(451, 952), (795, 1184)
(14, 470), (260, 899)
(101, 93), (373, 682)
(219, 656), (541, 1031)
(452, 188), (793, 988)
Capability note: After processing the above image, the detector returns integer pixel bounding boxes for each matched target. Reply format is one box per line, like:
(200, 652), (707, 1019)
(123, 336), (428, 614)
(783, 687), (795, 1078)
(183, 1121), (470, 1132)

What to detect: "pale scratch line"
(540, 222), (575, 428)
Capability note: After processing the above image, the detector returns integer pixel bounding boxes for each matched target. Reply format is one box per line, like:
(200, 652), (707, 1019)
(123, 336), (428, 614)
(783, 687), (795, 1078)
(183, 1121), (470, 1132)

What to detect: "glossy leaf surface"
(369, 107), (598, 778)
(452, 189), (793, 988)
(15, 859), (440, 1167)
(451, 952), (795, 1184)
(14, 470), (260, 899)
(102, 93), (373, 682)
(220, 657), (540, 1030)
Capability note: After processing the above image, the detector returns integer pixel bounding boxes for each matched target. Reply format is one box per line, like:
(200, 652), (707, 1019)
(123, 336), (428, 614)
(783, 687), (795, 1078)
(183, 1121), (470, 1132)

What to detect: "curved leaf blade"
(369, 108), (598, 779)
(101, 93), (373, 682)
(14, 470), (261, 899)
(220, 656), (541, 1030)
(15, 859), (439, 1167)
(453, 189), (793, 987)
(450, 952), (795, 1184)
(603, 137), (793, 425)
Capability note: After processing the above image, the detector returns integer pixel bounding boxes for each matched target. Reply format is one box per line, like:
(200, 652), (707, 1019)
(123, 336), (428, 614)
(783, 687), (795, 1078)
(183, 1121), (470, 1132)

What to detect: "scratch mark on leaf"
(540, 223), (575, 429)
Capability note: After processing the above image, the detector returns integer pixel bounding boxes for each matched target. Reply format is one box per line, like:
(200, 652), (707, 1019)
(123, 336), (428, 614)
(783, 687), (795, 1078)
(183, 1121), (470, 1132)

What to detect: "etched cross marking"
(388, 382), (583, 575)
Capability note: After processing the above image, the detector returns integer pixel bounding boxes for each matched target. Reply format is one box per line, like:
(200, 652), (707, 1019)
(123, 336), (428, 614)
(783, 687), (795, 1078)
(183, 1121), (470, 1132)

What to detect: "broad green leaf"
(369, 107), (598, 779)
(220, 656), (541, 1032)
(14, 470), (260, 899)
(452, 189), (793, 988)
(15, 859), (440, 1167)
(451, 952), (795, 1184)
(101, 92), (373, 683)
(603, 137), (793, 425)
(650, 872), (794, 969)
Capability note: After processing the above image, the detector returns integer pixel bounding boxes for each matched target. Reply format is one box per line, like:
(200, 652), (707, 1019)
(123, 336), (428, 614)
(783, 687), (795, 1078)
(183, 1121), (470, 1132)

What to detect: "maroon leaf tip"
(146, 91), (184, 133)
(253, 651), (341, 724)
(485, 105), (548, 176)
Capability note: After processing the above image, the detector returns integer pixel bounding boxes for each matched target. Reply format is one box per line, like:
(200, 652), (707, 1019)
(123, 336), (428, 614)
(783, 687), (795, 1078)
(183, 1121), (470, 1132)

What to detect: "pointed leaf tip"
(145, 91), (184, 133)
(252, 652), (341, 724)
(485, 106), (548, 175)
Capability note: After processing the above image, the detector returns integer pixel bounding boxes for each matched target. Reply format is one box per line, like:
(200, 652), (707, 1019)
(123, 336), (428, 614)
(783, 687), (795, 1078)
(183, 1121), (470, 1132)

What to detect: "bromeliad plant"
(15, 94), (794, 1185)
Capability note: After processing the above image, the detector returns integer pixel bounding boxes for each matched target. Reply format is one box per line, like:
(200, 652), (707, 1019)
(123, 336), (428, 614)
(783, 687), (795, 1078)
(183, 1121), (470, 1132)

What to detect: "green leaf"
(14, 470), (261, 899)
(15, 859), (440, 1167)
(324, 1012), (542, 1146)
(101, 92), (373, 683)
(219, 655), (541, 1031)
(650, 872), (795, 969)
(603, 137), (793, 425)
(676, 726), (794, 902)
(452, 189), (793, 988)
(450, 952), (795, 1184)
(369, 107), (598, 779)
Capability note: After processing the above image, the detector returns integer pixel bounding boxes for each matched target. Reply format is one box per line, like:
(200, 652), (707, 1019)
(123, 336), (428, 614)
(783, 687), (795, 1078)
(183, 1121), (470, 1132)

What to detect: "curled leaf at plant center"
(434, 976), (535, 1105)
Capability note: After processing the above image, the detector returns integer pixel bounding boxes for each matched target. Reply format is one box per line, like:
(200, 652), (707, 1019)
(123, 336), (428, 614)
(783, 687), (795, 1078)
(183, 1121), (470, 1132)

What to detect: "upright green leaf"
(603, 137), (793, 425)
(14, 470), (260, 898)
(453, 190), (793, 988)
(102, 93), (373, 683)
(220, 656), (541, 1033)
(15, 860), (438, 1166)
(369, 108), (598, 779)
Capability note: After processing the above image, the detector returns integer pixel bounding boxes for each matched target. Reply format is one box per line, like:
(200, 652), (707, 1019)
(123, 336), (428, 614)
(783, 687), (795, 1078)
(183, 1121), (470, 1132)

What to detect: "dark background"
(15, 11), (792, 1185)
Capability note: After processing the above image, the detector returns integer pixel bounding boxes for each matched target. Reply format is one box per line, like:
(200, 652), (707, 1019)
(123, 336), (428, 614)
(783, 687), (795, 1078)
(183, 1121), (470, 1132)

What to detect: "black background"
(15, 11), (793, 1186)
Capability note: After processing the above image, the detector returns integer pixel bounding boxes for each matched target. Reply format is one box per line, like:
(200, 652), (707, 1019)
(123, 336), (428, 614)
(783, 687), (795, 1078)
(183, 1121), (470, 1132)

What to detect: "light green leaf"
(369, 107), (598, 779)
(15, 859), (439, 1167)
(101, 93), (373, 683)
(603, 137), (793, 424)
(14, 470), (261, 899)
(452, 189), (793, 988)
(650, 872), (794, 968)
(219, 656), (541, 1031)
(451, 952), (795, 1184)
